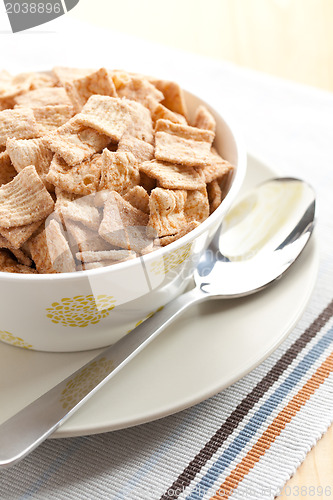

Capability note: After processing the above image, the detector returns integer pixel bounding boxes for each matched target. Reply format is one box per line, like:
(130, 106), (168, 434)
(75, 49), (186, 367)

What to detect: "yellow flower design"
(128, 306), (164, 333)
(46, 294), (116, 328)
(60, 356), (114, 410)
(0, 330), (33, 349)
(150, 243), (192, 276)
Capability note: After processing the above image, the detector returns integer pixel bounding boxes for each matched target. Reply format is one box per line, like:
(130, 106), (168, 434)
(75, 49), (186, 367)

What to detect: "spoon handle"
(0, 287), (204, 469)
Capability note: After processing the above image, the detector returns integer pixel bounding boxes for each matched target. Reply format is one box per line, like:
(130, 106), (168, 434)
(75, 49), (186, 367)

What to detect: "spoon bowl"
(196, 177), (315, 298)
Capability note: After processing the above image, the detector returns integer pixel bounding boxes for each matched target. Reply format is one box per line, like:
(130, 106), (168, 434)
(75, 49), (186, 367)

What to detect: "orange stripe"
(210, 349), (333, 500)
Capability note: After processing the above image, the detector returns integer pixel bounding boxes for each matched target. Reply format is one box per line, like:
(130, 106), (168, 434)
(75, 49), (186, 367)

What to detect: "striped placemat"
(0, 17), (333, 500)
(0, 284), (332, 499)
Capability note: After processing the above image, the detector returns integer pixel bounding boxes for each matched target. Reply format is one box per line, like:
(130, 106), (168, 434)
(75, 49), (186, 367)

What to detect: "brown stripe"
(211, 349), (333, 499)
(160, 299), (333, 500)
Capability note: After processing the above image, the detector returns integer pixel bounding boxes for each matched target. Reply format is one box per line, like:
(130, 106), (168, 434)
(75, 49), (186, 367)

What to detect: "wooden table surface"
(72, 0), (333, 93)
(277, 423), (333, 498)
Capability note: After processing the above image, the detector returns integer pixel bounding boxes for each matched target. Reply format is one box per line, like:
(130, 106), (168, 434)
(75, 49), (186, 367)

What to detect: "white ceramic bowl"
(0, 90), (246, 352)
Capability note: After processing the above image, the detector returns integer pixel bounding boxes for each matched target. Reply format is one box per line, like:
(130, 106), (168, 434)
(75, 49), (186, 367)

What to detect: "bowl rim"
(0, 89), (247, 282)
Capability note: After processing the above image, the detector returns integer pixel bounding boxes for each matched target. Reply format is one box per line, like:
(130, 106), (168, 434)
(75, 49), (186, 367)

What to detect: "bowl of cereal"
(0, 67), (246, 352)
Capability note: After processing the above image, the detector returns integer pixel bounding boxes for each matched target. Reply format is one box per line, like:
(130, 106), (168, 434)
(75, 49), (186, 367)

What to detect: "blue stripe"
(19, 438), (86, 500)
(113, 407), (200, 499)
(19, 407), (199, 500)
(186, 324), (333, 500)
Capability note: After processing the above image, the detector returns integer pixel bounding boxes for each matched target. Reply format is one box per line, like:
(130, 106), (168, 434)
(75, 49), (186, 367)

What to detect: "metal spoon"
(0, 177), (315, 468)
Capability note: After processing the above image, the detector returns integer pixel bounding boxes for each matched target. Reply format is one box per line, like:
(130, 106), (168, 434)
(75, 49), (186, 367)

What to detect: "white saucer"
(0, 155), (319, 438)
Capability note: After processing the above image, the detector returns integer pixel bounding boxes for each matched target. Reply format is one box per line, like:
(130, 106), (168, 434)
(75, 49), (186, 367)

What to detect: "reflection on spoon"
(219, 178), (313, 261)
